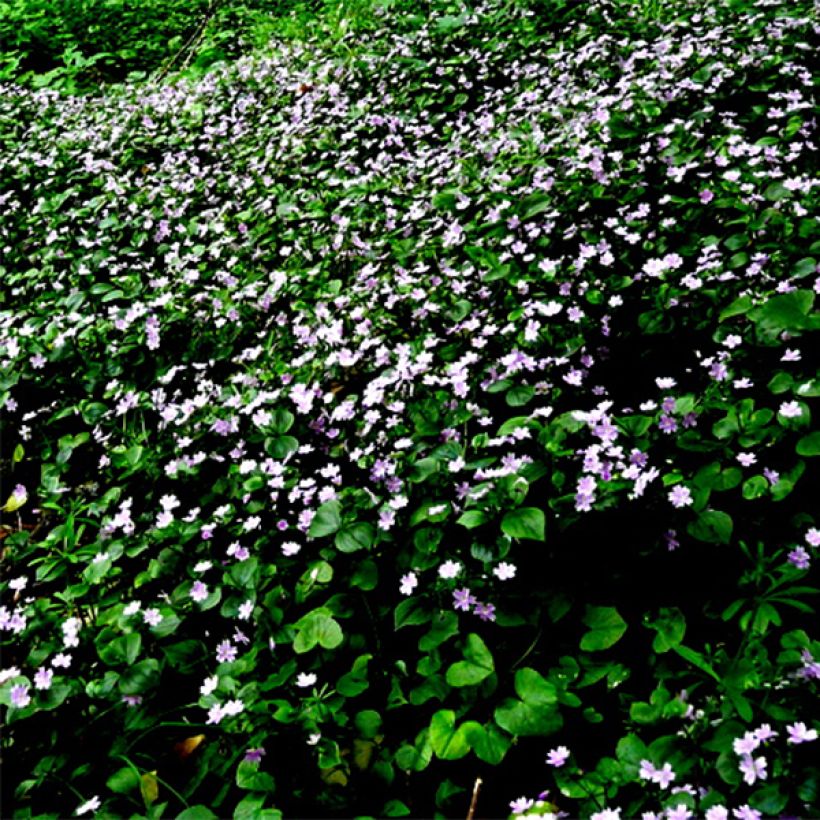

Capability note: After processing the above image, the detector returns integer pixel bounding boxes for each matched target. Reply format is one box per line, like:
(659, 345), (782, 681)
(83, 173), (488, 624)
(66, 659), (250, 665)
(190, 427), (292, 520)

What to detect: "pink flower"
(190, 581), (209, 603)
(786, 721), (818, 744)
(668, 485), (693, 508)
(546, 746), (570, 767)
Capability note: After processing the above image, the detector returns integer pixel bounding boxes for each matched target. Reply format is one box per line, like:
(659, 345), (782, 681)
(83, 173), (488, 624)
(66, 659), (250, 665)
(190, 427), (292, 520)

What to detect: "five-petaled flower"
(453, 588), (477, 612)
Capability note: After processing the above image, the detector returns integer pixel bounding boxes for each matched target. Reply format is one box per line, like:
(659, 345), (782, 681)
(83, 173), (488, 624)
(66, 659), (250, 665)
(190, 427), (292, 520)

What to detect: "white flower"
(75, 796), (101, 816)
(779, 401), (802, 418)
(399, 572), (418, 596)
(143, 608), (162, 627)
(493, 562), (517, 580)
(438, 560), (461, 579)
(282, 541), (301, 556)
(123, 601), (141, 616)
(194, 561), (212, 573)
(200, 675), (219, 696)
(655, 377), (676, 389)
(222, 699), (244, 716)
(0, 666), (21, 684)
(296, 672), (317, 688)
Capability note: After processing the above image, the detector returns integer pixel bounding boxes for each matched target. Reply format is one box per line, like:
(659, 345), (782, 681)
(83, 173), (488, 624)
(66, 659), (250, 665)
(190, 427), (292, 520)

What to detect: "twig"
(466, 777), (482, 820)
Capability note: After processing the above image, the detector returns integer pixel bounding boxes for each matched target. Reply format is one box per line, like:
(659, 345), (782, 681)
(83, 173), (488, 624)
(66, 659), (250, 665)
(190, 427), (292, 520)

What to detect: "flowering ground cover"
(0, 0), (818, 816)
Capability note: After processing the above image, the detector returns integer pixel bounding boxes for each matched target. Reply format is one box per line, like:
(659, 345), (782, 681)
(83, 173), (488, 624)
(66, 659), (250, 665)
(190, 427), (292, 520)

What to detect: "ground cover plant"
(0, 0), (818, 816)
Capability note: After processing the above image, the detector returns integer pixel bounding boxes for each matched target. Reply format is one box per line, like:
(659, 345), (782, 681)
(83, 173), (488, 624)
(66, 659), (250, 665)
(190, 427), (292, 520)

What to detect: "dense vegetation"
(0, 0), (818, 817)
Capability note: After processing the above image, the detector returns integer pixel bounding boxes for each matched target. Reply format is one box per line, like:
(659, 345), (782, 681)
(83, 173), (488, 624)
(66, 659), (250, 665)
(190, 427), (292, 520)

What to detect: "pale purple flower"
(806, 528), (820, 548)
(668, 485), (693, 508)
(143, 608), (162, 627)
(33, 667), (53, 691)
(216, 641), (237, 663)
(732, 731), (760, 755)
(122, 695), (143, 707)
(238, 601), (254, 620)
(732, 806), (761, 820)
(736, 452), (756, 467)
(190, 581), (209, 603)
(281, 541), (300, 557)
(738, 753), (767, 785)
(474, 602), (496, 622)
(654, 762), (675, 789)
(244, 747), (266, 763)
(705, 807), (728, 820)
(666, 806), (692, 820)
(753, 723), (777, 742)
(453, 588), (477, 612)
(591, 810), (621, 820)
(763, 468), (780, 486)
(699, 190), (714, 203)
(659, 415), (678, 434)
(10, 684), (30, 708)
(786, 721), (818, 744)
(546, 746), (570, 767)
(510, 797), (534, 815)
(788, 547), (810, 569)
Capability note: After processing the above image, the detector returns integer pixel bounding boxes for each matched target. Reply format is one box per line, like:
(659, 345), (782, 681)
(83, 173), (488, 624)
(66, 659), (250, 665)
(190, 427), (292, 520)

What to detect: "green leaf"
(335, 522), (374, 553)
(462, 722), (510, 764)
(672, 644), (721, 682)
(293, 611), (343, 653)
(177, 808), (219, 820)
(748, 785), (787, 815)
(355, 710), (382, 739)
(742, 476), (769, 500)
(687, 510), (733, 544)
(616, 734), (649, 772)
(719, 295), (753, 322)
(647, 608), (686, 652)
(394, 597), (432, 630)
(118, 659), (160, 695)
(446, 633), (494, 687)
(456, 510), (488, 529)
(494, 698), (562, 737)
(580, 606), (627, 651)
(429, 710), (470, 760)
(270, 408), (295, 433)
(501, 507), (545, 541)
(236, 760), (276, 792)
(796, 432), (820, 456)
(752, 290), (814, 331)
(506, 386), (534, 407)
(107, 766), (141, 794)
(419, 612), (459, 651)
(309, 501), (342, 538)
(514, 668), (557, 706)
